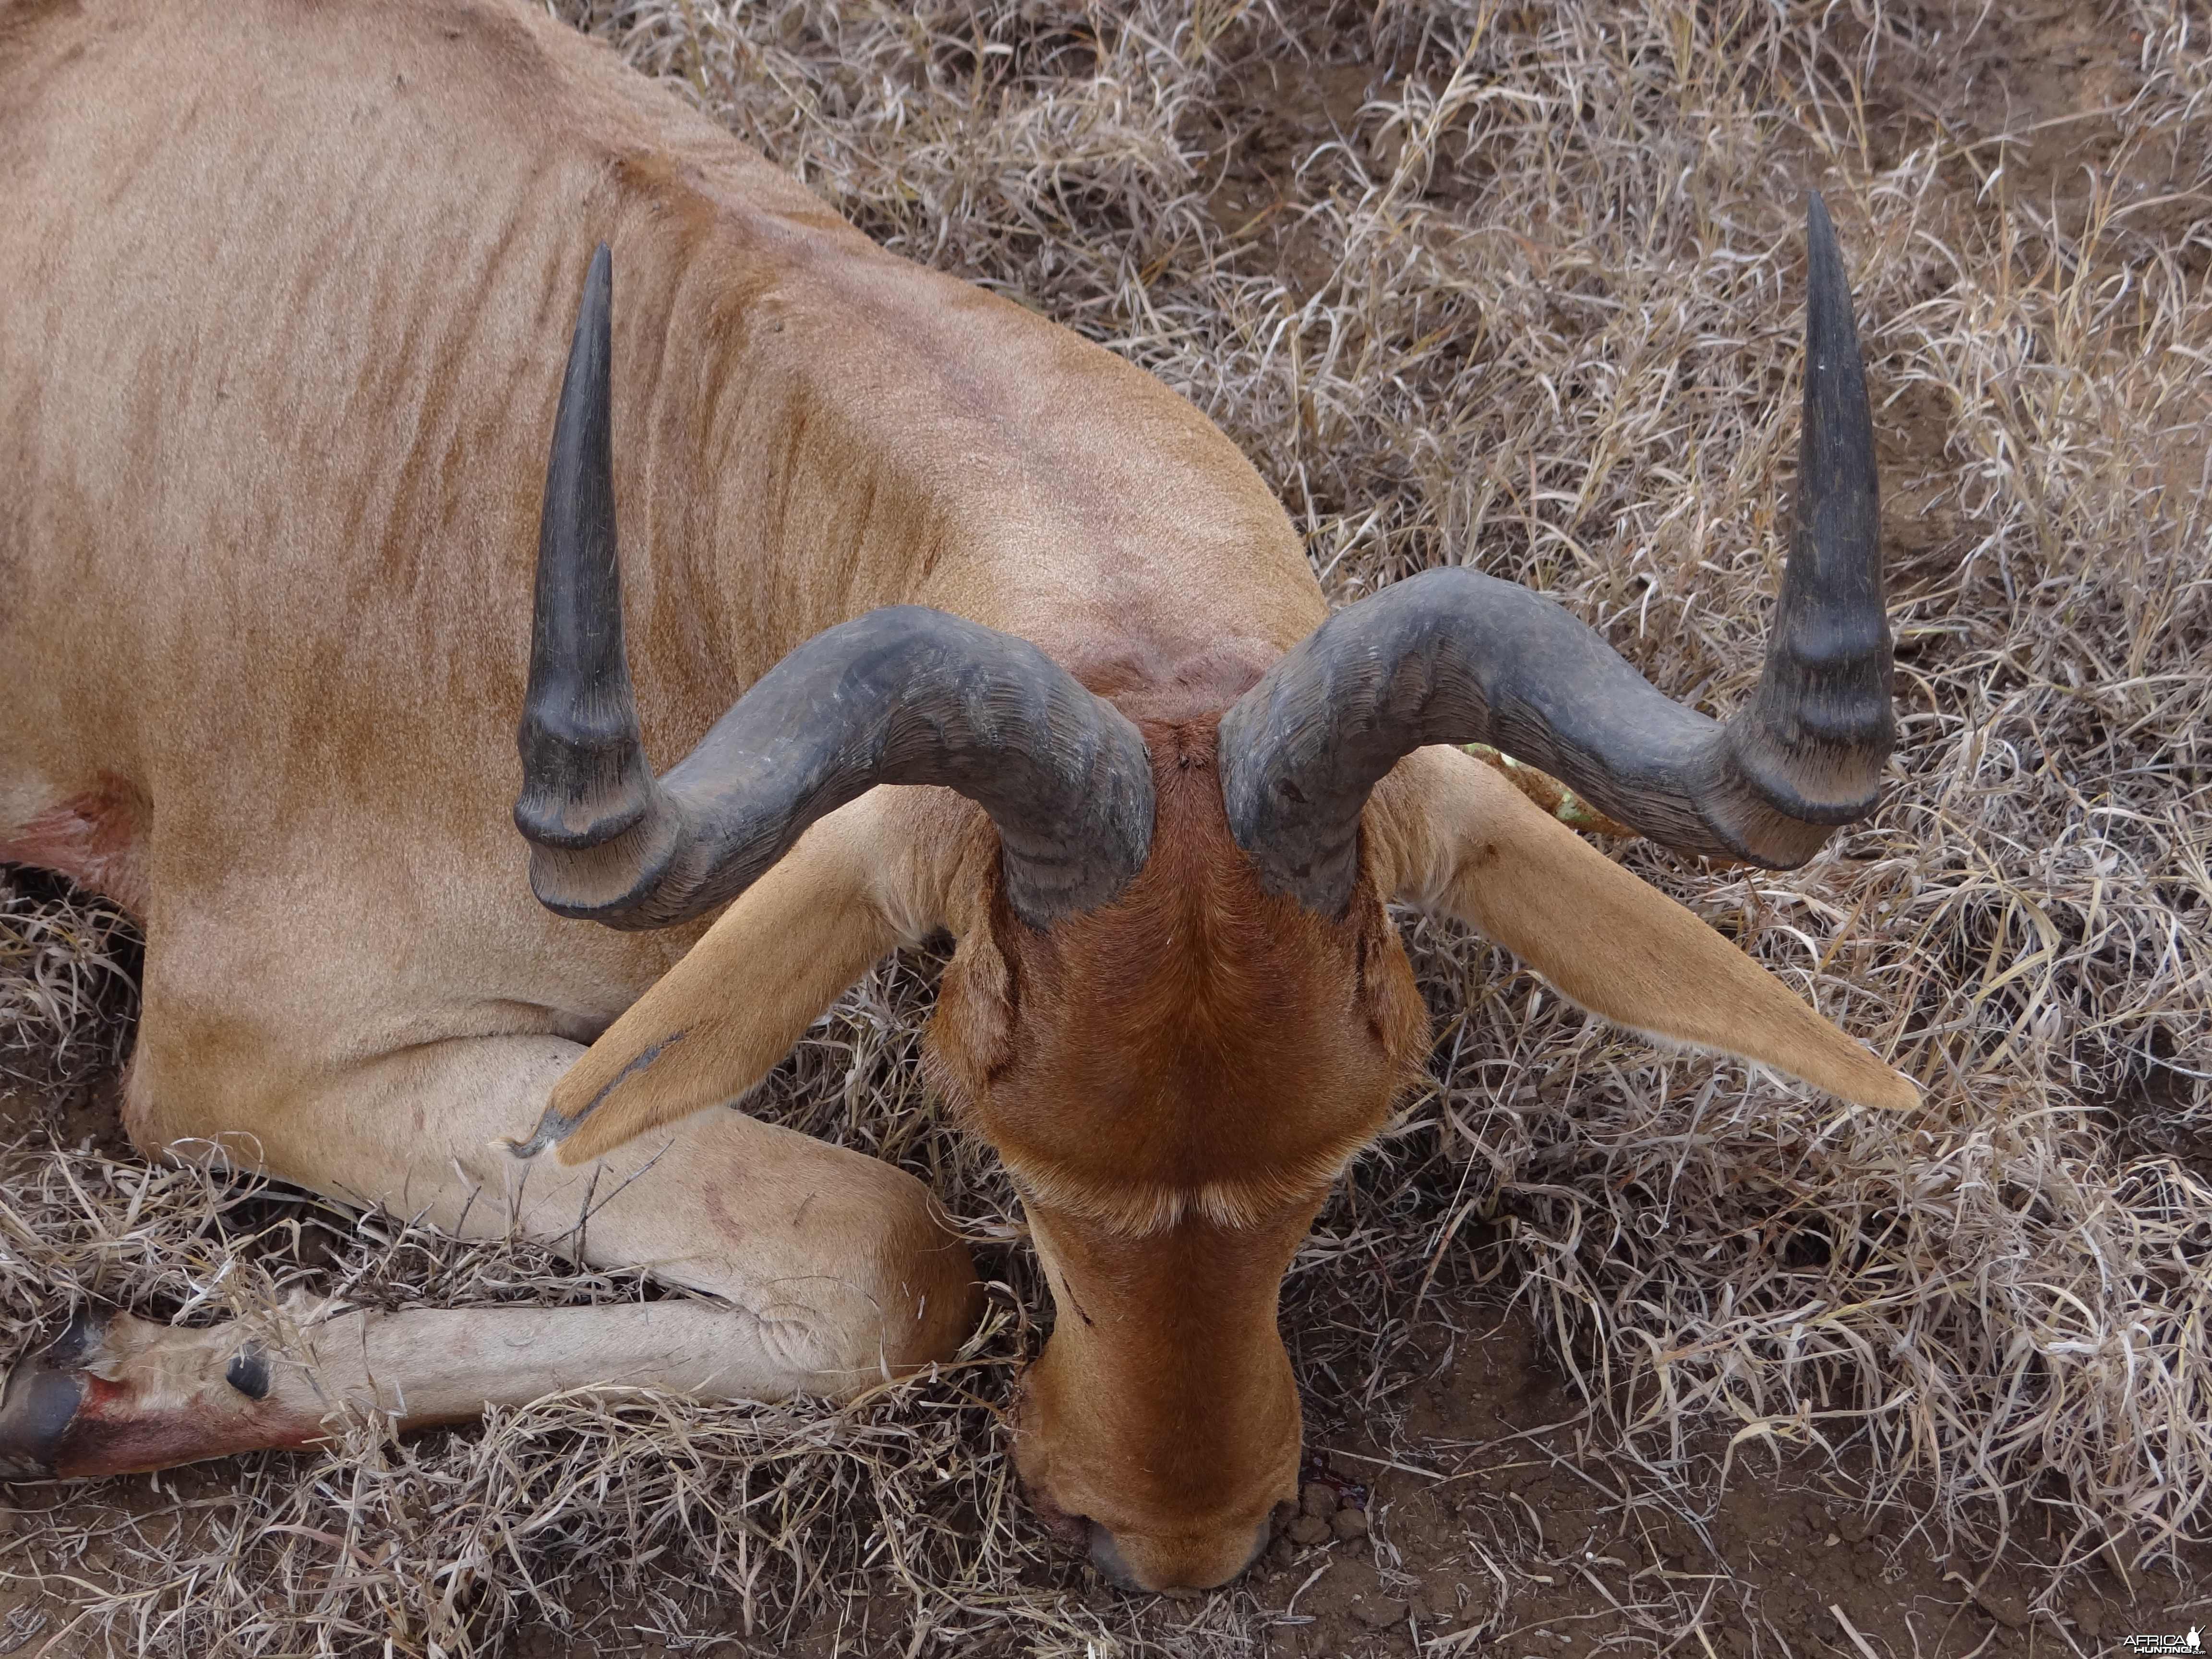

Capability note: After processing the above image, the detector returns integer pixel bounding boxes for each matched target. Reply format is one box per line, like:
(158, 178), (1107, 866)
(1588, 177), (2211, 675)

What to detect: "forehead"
(975, 719), (1404, 1225)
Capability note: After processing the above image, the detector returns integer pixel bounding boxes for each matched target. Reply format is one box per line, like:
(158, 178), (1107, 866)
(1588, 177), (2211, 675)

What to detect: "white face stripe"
(997, 1139), (1370, 1240)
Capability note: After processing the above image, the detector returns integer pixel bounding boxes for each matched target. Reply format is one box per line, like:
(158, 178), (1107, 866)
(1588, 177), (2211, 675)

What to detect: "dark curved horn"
(514, 246), (1154, 930)
(1218, 193), (1891, 914)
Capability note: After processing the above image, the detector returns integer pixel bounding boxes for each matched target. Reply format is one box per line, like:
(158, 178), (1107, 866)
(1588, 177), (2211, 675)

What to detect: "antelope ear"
(1352, 868), (1431, 1085)
(515, 786), (980, 1166)
(924, 927), (1013, 1115)
(1366, 746), (1919, 1112)
(920, 837), (1020, 1117)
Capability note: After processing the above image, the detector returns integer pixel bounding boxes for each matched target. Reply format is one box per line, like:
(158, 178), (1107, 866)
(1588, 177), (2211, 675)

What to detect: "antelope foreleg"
(0, 1297), (892, 1480)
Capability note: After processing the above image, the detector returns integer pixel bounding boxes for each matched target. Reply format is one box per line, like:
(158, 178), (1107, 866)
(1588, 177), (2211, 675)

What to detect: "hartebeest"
(0, 0), (1914, 1591)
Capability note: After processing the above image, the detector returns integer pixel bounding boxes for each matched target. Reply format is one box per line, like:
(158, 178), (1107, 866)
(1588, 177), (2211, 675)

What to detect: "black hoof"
(225, 1343), (271, 1401)
(0, 1310), (105, 1481)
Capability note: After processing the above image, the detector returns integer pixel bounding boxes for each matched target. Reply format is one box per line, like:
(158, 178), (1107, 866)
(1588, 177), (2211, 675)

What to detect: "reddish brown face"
(926, 718), (1428, 1591)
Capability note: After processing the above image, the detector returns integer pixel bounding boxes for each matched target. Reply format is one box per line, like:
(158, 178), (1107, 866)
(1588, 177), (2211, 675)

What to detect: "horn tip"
(1802, 191), (1851, 331)
(579, 242), (613, 326)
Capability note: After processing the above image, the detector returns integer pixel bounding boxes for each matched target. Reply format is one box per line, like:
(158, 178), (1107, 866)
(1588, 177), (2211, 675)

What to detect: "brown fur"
(922, 720), (1429, 1588)
(928, 720), (1429, 1233)
(0, 0), (1914, 1597)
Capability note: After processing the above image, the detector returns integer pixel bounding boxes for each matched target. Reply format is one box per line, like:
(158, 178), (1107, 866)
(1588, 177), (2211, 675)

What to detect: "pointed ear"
(1353, 864), (1431, 1090)
(924, 921), (1012, 1117)
(919, 833), (1021, 1119)
(1366, 746), (1918, 1112)
(517, 786), (983, 1166)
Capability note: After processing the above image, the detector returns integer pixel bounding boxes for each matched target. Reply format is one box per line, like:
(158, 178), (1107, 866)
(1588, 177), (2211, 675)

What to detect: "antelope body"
(0, 0), (1914, 1591)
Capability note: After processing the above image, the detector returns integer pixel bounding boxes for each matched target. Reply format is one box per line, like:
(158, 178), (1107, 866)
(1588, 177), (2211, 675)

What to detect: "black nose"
(1088, 1522), (1142, 1589)
(1085, 1513), (1275, 1592)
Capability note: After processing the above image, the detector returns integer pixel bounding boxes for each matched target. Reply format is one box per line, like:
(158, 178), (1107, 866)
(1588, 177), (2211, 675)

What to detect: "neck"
(602, 175), (1327, 727)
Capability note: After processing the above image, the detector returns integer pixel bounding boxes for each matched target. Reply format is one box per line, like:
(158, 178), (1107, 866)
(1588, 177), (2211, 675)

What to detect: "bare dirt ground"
(6, 0), (2212, 1654)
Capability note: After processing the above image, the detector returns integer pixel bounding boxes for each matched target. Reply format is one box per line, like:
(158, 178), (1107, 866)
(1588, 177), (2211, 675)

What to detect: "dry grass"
(0, 869), (136, 1095)
(5, 0), (2212, 1651)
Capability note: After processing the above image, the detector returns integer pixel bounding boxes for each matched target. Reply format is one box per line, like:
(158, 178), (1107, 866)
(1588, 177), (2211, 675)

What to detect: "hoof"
(0, 1310), (105, 1481)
